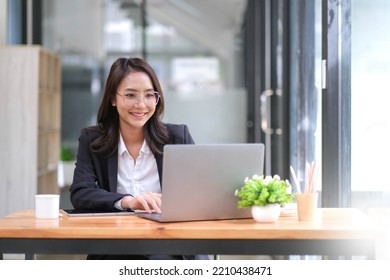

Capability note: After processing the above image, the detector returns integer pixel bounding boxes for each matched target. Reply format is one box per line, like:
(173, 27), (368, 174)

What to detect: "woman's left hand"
(121, 193), (162, 213)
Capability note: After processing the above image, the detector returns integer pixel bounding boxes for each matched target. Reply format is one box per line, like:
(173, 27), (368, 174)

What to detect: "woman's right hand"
(121, 193), (162, 213)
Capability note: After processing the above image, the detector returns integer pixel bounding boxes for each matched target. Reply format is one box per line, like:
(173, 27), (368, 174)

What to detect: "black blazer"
(69, 123), (195, 211)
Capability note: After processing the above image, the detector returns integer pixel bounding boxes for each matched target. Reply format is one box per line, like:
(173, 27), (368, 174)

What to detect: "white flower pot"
(251, 204), (281, 223)
(58, 160), (76, 188)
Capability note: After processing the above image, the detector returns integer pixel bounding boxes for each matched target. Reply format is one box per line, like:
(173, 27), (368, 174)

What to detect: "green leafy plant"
(60, 146), (75, 161)
(236, 175), (293, 208)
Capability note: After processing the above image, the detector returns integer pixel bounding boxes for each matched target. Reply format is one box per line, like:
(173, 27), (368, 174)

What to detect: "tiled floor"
(2, 254), (279, 260)
(2, 254), (86, 260)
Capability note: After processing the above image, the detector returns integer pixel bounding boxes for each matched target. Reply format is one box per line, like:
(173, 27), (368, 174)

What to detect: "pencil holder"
(296, 193), (318, 221)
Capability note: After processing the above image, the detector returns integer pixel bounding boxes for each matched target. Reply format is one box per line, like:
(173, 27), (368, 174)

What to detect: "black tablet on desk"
(62, 209), (135, 216)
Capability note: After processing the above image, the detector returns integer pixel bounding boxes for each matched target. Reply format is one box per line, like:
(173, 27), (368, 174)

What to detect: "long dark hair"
(90, 57), (169, 157)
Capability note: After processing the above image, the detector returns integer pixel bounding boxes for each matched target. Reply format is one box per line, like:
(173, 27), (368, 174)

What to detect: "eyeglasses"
(116, 90), (160, 106)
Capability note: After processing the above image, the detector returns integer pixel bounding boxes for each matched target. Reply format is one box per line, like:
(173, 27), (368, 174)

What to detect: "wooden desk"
(0, 208), (382, 259)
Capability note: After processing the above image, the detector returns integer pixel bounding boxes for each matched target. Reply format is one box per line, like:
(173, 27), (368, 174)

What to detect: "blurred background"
(1, 1), (390, 257)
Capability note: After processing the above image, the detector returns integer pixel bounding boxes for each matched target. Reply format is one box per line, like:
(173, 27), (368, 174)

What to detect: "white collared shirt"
(115, 133), (161, 209)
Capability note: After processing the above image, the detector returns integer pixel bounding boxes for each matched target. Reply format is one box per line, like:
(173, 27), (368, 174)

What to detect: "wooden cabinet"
(0, 45), (61, 218)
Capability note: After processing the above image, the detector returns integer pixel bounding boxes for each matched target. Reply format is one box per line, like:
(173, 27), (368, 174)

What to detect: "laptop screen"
(149, 143), (265, 222)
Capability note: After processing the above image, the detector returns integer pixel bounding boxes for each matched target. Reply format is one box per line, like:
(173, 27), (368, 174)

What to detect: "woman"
(70, 57), (206, 260)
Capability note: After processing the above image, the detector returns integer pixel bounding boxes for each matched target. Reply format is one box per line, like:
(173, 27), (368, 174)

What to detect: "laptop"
(137, 143), (265, 222)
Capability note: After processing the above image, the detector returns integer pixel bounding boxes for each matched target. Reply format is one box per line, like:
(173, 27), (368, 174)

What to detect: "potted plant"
(58, 146), (76, 188)
(235, 174), (293, 222)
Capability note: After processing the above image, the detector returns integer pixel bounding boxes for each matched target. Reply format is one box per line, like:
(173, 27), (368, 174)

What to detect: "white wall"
(42, 0), (105, 59)
(163, 88), (247, 144)
(0, 0), (7, 45)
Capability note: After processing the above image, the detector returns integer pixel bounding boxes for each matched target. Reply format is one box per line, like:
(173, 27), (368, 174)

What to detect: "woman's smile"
(130, 111), (147, 117)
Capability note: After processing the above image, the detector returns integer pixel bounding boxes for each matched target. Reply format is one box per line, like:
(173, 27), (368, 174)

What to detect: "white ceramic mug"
(35, 194), (60, 219)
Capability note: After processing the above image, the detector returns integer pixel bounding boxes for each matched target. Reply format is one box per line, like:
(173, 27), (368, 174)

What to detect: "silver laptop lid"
(158, 143), (265, 222)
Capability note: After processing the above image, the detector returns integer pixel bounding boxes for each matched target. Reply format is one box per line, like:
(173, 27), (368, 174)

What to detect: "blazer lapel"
(107, 153), (118, 192)
(155, 153), (163, 188)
